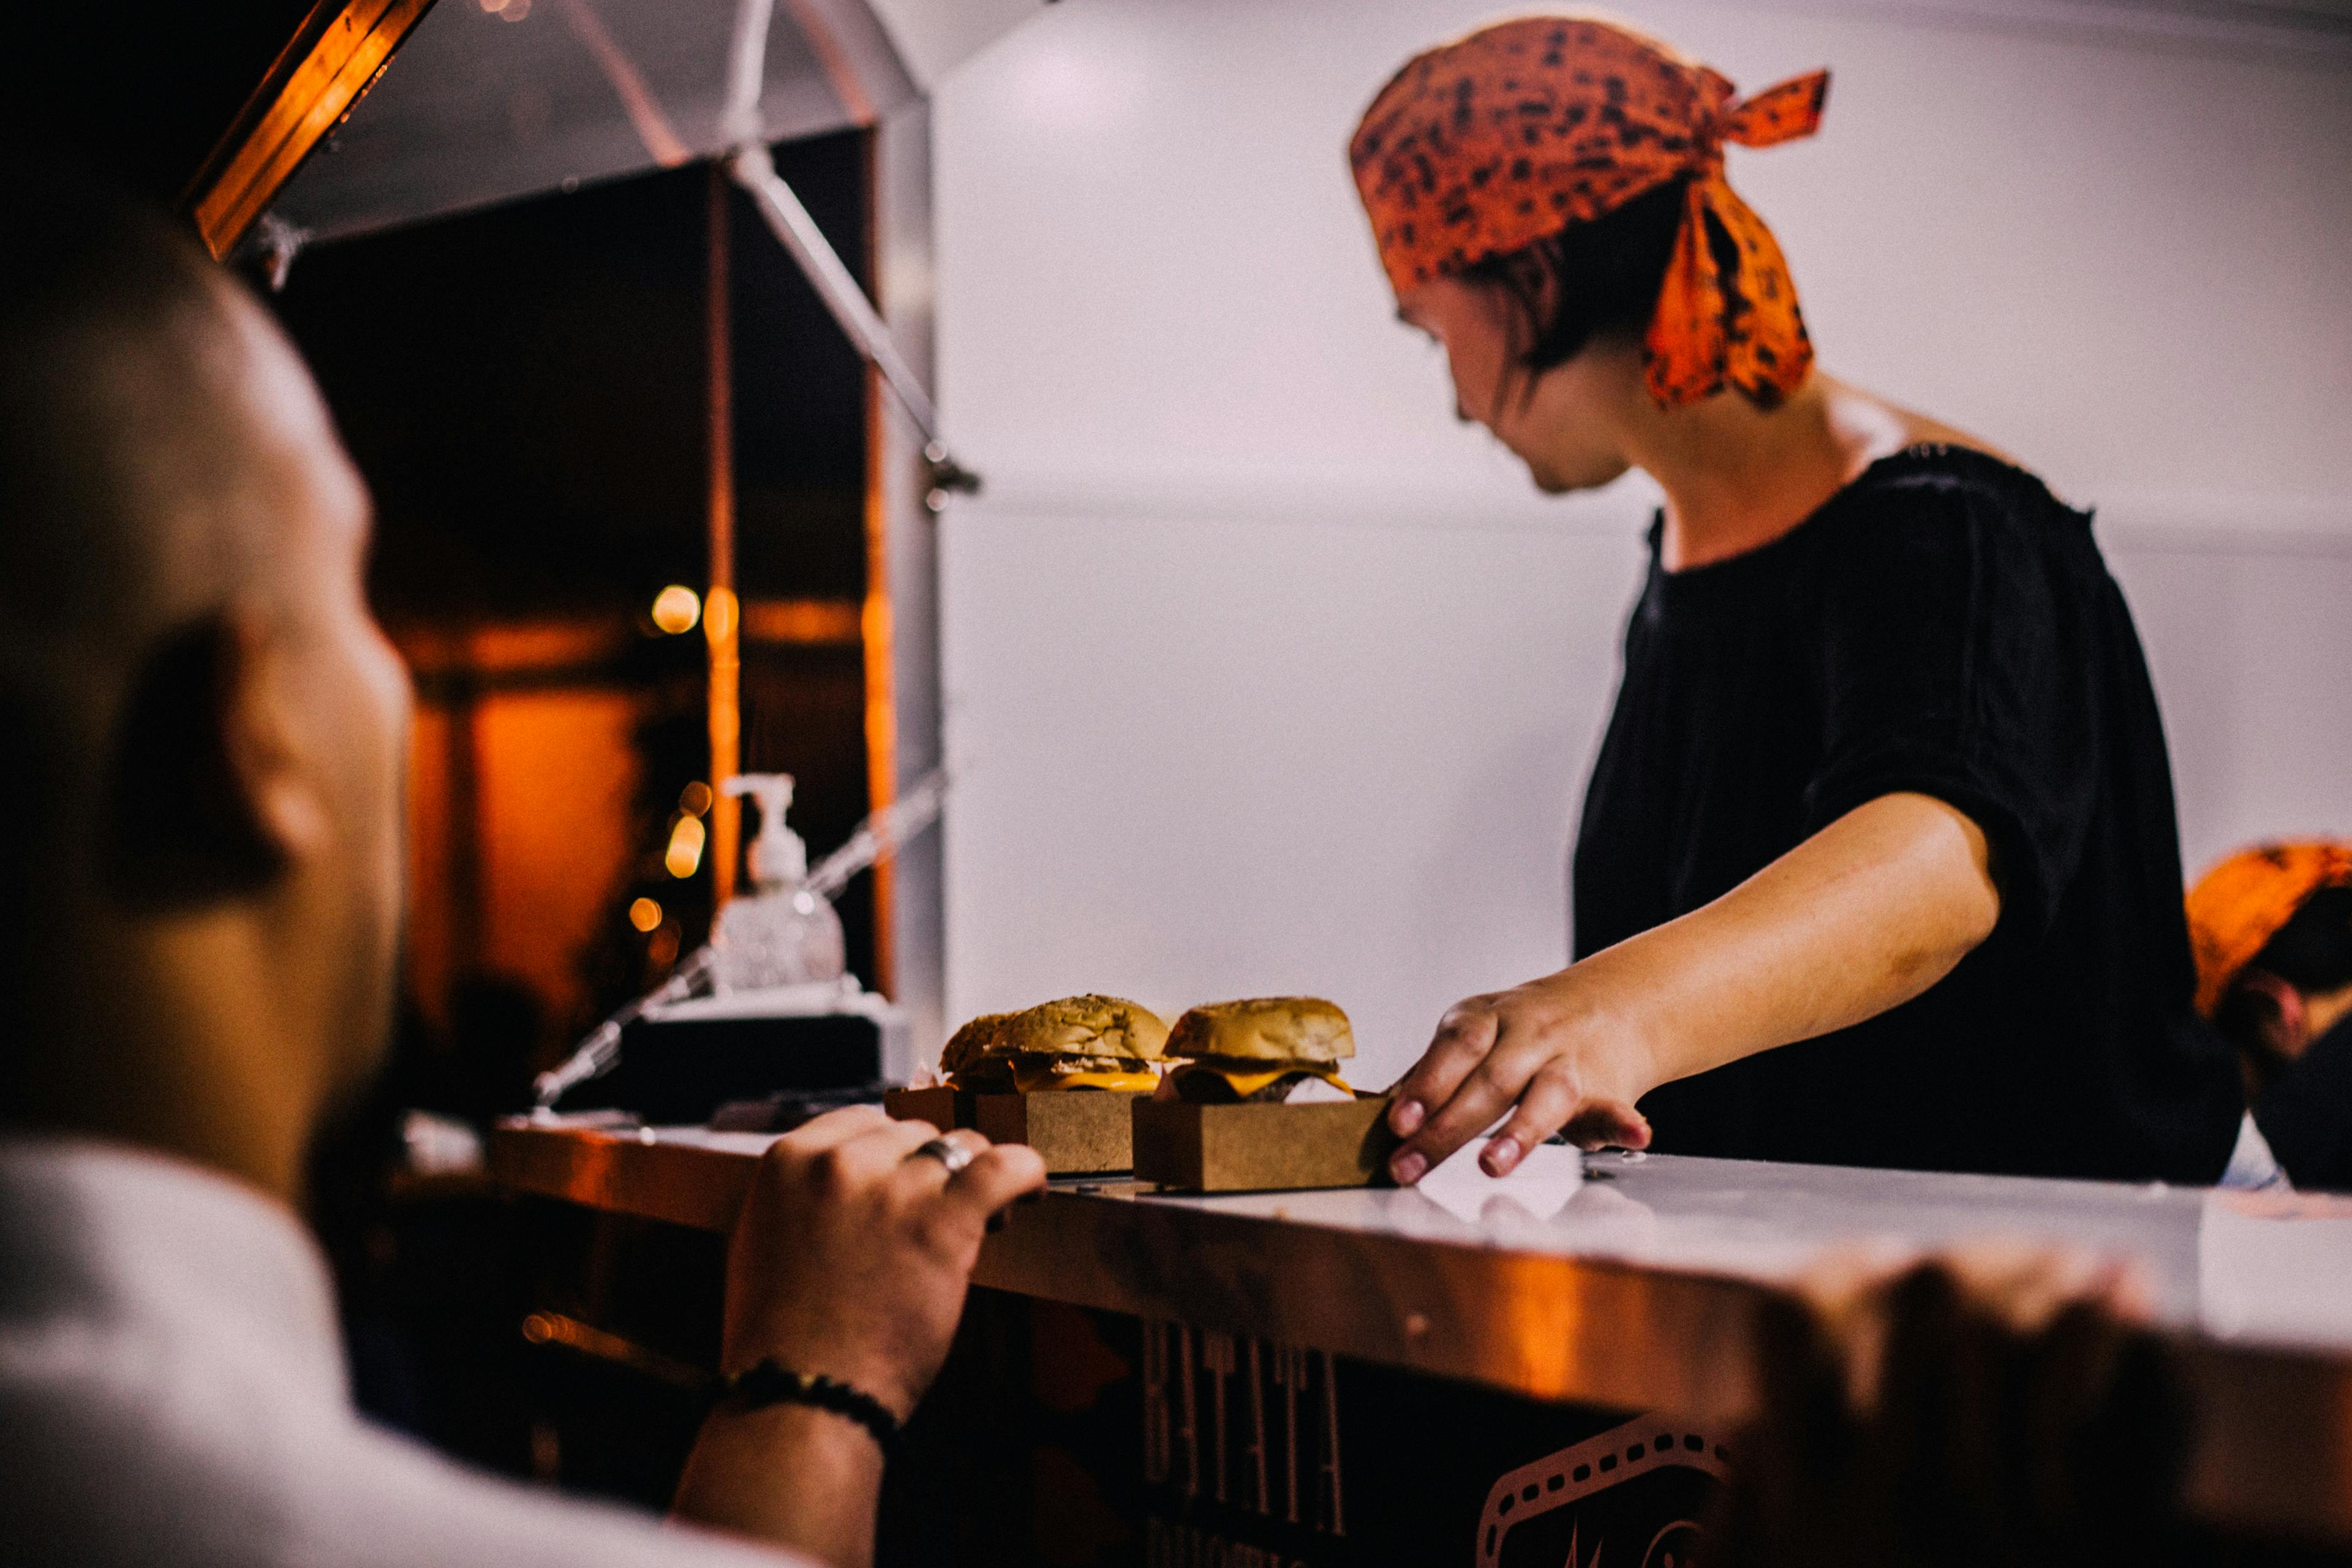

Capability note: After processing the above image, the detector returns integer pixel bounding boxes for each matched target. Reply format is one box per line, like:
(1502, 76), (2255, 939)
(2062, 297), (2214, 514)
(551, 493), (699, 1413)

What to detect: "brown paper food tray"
(882, 1085), (969, 1133)
(1131, 1095), (1398, 1192)
(971, 1091), (1148, 1175)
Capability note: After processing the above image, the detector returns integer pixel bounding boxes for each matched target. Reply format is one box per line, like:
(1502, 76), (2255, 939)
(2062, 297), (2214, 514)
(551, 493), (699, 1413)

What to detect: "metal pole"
(707, 165), (742, 908)
(728, 143), (978, 508)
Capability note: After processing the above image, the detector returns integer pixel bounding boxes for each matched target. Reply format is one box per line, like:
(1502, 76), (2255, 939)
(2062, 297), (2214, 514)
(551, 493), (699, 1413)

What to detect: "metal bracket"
(728, 142), (981, 509)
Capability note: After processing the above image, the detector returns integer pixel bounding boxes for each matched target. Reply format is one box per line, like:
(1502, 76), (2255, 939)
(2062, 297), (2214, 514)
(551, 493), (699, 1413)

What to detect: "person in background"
(2188, 843), (2352, 1191)
(1347, 17), (2244, 1189)
(0, 160), (1044, 1568)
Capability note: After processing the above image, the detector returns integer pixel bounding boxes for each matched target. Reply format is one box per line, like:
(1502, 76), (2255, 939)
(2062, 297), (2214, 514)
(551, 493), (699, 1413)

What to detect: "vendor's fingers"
(1482, 1062), (1580, 1174)
(1482, 1068), (1648, 1174)
(1559, 1099), (1650, 1154)
(1387, 1001), (1501, 1139)
(1392, 1040), (1535, 1183)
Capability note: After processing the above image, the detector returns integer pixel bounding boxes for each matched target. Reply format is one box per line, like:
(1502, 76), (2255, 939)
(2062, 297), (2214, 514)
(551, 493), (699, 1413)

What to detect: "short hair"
(0, 160), (246, 655)
(0, 163), (276, 965)
(2248, 887), (2352, 996)
(1457, 175), (1718, 388)
(2214, 886), (2352, 1055)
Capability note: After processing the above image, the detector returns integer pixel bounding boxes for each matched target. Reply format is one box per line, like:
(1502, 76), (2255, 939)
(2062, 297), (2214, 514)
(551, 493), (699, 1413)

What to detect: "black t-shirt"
(1574, 445), (2243, 1183)
(2252, 1014), (2352, 1192)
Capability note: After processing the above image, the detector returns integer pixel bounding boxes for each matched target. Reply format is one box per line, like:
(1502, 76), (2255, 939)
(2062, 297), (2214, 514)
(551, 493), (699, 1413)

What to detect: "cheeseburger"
(1158, 997), (1359, 1104)
(944, 995), (1169, 1093)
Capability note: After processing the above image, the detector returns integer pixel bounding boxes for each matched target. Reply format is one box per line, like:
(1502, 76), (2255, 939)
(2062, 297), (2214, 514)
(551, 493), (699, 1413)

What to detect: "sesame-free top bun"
(1166, 998), (1354, 1065)
(940, 1012), (1012, 1075)
(999, 995), (1170, 1062)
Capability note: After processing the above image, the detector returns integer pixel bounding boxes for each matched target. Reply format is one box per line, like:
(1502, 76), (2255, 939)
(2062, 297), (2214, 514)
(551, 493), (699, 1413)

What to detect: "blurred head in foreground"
(2187, 842), (2352, 1093)
(1349, 15), (1828, 492)
(0, 162), (410, 1200)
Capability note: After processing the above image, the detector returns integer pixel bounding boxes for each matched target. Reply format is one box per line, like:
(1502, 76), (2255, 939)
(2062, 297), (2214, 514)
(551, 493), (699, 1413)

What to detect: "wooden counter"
(491, 1120), (2352, 1546)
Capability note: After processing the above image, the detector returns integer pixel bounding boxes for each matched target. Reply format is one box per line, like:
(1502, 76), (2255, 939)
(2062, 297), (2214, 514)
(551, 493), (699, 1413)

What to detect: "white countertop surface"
(516, 1120), (2352, 1355)
(1072, 1144), (2352, 1354)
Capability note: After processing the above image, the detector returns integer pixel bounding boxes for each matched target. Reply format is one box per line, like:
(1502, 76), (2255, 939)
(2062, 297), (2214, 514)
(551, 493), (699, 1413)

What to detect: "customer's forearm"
(672, 1404), (884, 1568)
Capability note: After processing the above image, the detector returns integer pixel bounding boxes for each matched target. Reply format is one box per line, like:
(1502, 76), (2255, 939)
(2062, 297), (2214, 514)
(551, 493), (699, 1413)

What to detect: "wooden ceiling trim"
(181, 0), (439, 260)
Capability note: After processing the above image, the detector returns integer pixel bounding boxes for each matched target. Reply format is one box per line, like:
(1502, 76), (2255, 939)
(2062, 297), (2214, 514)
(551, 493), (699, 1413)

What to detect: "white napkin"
(1415, 1137), (1585, 1225)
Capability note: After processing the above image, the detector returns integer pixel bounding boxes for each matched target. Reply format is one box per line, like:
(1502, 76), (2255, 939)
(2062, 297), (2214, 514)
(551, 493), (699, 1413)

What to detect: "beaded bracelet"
(718, 1361), (902, 1451)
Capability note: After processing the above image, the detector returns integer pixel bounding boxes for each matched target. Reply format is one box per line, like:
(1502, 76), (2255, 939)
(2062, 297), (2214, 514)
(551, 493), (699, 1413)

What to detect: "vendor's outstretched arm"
(1385, 791), (2000, 1182)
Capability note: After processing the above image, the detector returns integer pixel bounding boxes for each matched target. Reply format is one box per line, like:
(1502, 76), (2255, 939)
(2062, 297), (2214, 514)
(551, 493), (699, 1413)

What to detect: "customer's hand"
(1706, 1245), (2192, 1568)
(1384, 974), (1654, 1185)
(720, 1106), (1046, 1420)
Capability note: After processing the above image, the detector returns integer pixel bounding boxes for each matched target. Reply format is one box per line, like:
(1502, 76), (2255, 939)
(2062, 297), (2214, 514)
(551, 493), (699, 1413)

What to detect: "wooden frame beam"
(180, 0), (439, 260)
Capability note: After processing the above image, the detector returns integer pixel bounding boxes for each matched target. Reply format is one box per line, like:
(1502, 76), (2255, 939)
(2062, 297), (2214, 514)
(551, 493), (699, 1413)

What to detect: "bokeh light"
(664, 815), (706, 878)
(628, 896), (663, 932)
(650, 584), (701, 635)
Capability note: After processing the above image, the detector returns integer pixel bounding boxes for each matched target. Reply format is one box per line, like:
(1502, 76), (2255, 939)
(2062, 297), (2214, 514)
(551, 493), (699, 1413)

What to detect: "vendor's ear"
(2233, 970), (2309, 1058)
(104, 605), (323, 908)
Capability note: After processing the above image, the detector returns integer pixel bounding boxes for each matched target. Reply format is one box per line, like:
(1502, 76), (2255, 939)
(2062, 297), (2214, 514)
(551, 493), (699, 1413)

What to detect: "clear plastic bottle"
(712, 774), (846, 993)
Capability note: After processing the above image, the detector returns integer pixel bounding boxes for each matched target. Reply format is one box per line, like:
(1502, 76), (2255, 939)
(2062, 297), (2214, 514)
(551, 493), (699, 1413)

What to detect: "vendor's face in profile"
(1396, 275), (1634, 496)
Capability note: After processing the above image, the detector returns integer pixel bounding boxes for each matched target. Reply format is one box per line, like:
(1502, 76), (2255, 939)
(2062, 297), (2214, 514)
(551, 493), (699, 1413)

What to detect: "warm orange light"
(664, 815), (706, 879)
(650, 584), (701, 635)
(628, 896), (663, 932)
(678, 780), (712, 816)
(703, 586), (739, 644)
(648, 920), (682, 971)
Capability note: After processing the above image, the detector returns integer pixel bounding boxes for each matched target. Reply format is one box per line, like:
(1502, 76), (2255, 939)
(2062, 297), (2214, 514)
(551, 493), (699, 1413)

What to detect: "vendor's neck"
(1630, 372), (1934, 573)
(6, 910), (328, 1210)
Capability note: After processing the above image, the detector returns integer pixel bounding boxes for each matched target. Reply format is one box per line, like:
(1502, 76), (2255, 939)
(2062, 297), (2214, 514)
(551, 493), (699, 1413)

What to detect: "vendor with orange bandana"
(1351, 17), (2244, 1186)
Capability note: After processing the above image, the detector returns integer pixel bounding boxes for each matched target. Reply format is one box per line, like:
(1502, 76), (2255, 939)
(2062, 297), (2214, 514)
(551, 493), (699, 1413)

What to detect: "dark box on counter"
(883, 1086), (968, 1133)
(589, 1012), (883, 1126)
(1132, 1095), (1398, 1192)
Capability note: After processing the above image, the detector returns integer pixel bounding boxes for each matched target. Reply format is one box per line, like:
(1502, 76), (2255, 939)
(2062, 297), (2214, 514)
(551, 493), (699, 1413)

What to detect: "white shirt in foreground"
(0, 1137), (808, 1568)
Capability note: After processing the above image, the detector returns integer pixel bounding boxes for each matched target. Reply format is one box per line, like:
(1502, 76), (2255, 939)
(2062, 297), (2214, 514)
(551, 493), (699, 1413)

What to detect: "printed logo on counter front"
(1475, 1414), (1730, 1568)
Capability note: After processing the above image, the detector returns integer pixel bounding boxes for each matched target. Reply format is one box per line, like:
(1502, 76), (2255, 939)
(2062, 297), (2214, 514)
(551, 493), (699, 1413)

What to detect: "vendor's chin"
(1523, 450), (1631, 496)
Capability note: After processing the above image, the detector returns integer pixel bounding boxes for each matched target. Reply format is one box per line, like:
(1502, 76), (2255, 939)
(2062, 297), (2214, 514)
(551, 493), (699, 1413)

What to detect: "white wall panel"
(941, 508), (1646, 1079)
(2105, 533), (2352, 880)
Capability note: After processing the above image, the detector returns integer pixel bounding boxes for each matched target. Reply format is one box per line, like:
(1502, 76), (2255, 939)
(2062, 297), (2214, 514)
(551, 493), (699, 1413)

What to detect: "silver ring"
(909, 1136), (975, 1177)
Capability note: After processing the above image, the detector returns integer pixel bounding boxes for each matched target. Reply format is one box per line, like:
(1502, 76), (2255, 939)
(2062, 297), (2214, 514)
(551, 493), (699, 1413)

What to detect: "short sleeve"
(1800, 475), (2101, 936)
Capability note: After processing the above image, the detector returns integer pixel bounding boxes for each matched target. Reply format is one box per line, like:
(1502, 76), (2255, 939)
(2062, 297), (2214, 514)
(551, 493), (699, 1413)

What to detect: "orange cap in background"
(1348, 15), (1828, 409)
(2185, 842), (2352, 1019)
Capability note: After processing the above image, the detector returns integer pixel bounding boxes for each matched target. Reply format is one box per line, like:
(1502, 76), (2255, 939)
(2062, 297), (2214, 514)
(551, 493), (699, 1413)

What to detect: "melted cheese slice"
(1009, 1059), (1160, 1094)
(1178, 1061), (1356, 1100)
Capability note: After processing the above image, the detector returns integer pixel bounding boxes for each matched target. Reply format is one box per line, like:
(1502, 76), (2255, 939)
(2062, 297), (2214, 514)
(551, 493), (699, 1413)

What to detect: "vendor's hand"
(1708, 1245), (2185, 1568)
(720, 1106), (1046, 1420)
(1385, 975), (1655, 1184)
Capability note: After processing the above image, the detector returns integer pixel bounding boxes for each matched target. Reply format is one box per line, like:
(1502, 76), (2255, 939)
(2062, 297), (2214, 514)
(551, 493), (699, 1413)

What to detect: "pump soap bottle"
(714, 773), (848, 993)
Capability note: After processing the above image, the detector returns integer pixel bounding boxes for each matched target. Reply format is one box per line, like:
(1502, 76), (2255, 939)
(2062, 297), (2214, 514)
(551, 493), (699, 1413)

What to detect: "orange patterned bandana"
(2185, 842), (2352, 1019)
(1349, 16), (1828, 409)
